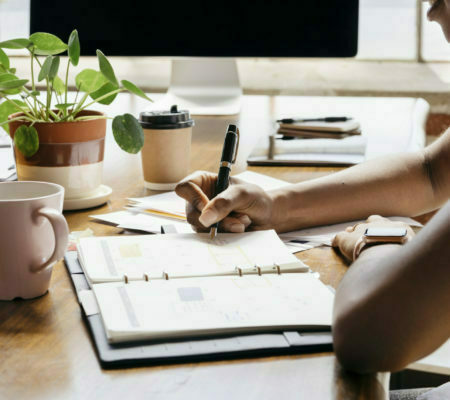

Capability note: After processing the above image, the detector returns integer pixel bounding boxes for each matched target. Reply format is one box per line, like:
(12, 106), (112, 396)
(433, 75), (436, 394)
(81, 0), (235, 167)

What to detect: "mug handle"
(30, 207), (69, 274)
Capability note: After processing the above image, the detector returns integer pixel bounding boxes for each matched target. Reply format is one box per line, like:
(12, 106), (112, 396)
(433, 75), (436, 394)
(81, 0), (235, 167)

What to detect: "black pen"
(210, 124), (239, 239)
(277, 117), (352, 124)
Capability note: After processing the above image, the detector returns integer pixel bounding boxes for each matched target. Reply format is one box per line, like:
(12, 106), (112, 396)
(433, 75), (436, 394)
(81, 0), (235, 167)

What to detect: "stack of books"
(248, 117), (367, 166)
(277, 119), (361, 139)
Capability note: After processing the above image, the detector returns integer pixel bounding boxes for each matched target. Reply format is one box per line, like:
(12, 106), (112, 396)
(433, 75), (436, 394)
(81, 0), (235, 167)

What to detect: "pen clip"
(228, 126), (240, 164)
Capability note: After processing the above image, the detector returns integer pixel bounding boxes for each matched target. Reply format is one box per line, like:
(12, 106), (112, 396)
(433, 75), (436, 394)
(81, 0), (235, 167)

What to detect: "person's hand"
(332, 215), (415, 262)
(175, 171), (275, 233)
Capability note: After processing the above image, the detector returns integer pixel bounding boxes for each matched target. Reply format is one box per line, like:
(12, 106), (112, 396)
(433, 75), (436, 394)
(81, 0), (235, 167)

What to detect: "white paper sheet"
(284, 241), (323, 254)
(78, 230), (309, 284)
(90, 210), (194, 234)
(93, 273), (333, 343)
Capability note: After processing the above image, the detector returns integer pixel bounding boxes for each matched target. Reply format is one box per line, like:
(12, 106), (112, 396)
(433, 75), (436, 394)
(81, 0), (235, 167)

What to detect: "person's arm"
(269, 130), (450, 232)
(176, 131), (450, 233)
(332, 203), (450, 373)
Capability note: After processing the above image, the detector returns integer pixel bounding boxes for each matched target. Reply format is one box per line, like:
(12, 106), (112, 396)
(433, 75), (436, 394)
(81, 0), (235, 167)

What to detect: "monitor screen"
(30, 1), (359, 57)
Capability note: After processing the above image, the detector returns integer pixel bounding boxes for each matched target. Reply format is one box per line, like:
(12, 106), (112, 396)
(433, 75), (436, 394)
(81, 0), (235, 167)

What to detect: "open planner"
(66, 229), (335, 366)
(77, 230), (334, 343)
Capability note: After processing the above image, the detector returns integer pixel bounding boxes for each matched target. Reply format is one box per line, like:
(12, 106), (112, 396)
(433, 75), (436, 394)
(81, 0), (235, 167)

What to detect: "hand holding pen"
(175, 124), (277, 234)
(209, 124), (239, 239)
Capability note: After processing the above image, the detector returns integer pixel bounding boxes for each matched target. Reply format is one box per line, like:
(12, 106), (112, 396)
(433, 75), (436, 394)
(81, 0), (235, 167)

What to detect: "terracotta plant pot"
(8, 110), (106, 200)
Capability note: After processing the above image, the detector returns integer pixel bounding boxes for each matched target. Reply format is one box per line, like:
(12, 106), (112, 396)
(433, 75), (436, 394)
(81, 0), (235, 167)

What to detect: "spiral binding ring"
(162, 272), (169, 280)
(274, 263), (281, 275)
(235, 267), (243, 277)
(143, 273), (149, 282)
(124, 274), (129, 284)
(255, 266), (262, 276)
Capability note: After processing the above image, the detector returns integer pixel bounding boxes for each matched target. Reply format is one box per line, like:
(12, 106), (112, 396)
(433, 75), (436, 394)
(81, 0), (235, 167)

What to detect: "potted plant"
(0, 30), (151, 201)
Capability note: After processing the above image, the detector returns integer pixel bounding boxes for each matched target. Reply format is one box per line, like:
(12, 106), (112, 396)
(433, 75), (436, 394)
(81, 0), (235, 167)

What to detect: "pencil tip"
(210, 227), (217, 240)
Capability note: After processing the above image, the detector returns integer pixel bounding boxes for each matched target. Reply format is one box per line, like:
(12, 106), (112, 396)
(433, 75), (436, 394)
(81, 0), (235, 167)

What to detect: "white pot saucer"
(63, 184), (112, 211)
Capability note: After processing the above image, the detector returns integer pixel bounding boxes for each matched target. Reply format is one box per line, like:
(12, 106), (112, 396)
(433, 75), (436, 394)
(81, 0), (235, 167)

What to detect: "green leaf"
(75, 69), (107, 93)
(0, 79), (28, 90)
(14, 125), (39, 157)
(90, 81), (118, 105)
(55, 103), (75, 111)
(29, 32), (67, 55)
(112, 114), (144, 154)
(38, 55), (53, 82)
(52, 76), (65, 96)
(121, 80), (152, 102)
(0, 74), (28, 94)
(0, 48), (10, 69)
(96, 50), (118, 87)
(68, 30), (80, 66)
(30, 90), (40, 97)
(0, 100), (27, 134)
(0, 38), (31, 49)
(8, 68), (16, 74)
(49, 56), (60, 79)
(0, 65), (7, 74)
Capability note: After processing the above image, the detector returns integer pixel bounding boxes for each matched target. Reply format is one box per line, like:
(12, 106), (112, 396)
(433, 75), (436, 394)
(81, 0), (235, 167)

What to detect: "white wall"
(0, 0), (30, 41)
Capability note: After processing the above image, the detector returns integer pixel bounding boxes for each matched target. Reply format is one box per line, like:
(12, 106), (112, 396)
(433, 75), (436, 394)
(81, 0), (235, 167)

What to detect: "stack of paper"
(91, 171), (293, 236)
(277, 119), (361, 139)
(90, 171), (422, 253)
(90, 210), (194, 234)
(249, 118), (367, 166)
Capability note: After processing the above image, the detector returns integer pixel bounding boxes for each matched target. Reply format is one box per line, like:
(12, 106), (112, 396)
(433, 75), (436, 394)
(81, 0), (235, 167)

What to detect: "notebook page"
(93, 274), (334, 343)
(78, 230), (307, 284)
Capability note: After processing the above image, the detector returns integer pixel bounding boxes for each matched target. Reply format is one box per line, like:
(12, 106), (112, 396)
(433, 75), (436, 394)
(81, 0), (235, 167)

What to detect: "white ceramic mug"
(0, 181), (69, 300)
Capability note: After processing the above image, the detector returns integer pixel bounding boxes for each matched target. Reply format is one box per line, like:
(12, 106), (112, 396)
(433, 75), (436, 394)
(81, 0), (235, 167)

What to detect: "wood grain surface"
(0, 95), (389, 400)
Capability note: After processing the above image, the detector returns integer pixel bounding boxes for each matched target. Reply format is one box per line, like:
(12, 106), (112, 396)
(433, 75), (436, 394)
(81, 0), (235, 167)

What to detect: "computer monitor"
(30, 1), (359, 114)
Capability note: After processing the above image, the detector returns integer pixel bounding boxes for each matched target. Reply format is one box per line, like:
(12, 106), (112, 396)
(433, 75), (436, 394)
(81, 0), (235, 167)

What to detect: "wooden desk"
(0, 95), (389, 400)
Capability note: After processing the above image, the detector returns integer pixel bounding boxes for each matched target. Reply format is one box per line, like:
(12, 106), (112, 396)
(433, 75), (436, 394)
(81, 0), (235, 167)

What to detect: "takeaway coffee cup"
(139, 105), (194, 190)
(0, 181), (69, 300)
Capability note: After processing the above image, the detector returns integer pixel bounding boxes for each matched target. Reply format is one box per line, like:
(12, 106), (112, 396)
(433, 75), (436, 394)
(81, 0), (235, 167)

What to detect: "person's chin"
(435, 16), (450, 42)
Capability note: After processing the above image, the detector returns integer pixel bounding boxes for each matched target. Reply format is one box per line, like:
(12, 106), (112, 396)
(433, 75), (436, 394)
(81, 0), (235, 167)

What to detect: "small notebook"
(77, 230), (335, 344)
(278, 120), (360, 133)
(277, 128), (361, 139)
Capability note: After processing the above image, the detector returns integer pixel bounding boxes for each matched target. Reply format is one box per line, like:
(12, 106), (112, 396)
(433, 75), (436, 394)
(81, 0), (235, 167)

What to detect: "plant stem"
(76, 88), (124, 114)
(68, 91), (90, 119)
(1, 96), (35, 120)
(30, 49), (37, 112)
(0, 115), (36, 126)
(22, 96), (36, 116)
(45, 78), (51, 121)
(73, 87), (80, 107)
(64, 60), (70, 118)
(22, 87), (59, 120)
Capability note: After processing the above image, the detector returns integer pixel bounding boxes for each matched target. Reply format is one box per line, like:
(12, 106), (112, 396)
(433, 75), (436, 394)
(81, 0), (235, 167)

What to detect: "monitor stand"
(156, 58), (242, 116)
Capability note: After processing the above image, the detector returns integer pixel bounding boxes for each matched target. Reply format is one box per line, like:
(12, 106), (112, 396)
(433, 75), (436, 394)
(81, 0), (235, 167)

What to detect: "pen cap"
(139, 105), (195, 130)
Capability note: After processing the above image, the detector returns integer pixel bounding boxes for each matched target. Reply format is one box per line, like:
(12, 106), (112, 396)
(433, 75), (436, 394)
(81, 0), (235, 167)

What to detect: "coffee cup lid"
(139, 105), (195, 130)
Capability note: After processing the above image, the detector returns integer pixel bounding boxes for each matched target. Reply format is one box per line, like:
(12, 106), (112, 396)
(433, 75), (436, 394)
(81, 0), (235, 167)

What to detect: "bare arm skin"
(270, 130), (450, 231)
(176, 130), (450, 233)
(332, 202), (450, 373)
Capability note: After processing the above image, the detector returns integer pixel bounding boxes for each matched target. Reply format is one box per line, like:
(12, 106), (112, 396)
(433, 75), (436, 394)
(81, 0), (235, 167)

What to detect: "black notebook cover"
(64, 251), (333, 369)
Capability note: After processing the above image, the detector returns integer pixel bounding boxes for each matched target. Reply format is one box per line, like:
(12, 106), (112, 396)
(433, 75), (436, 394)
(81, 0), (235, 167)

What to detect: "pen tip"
(210, 227), (217, 240)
